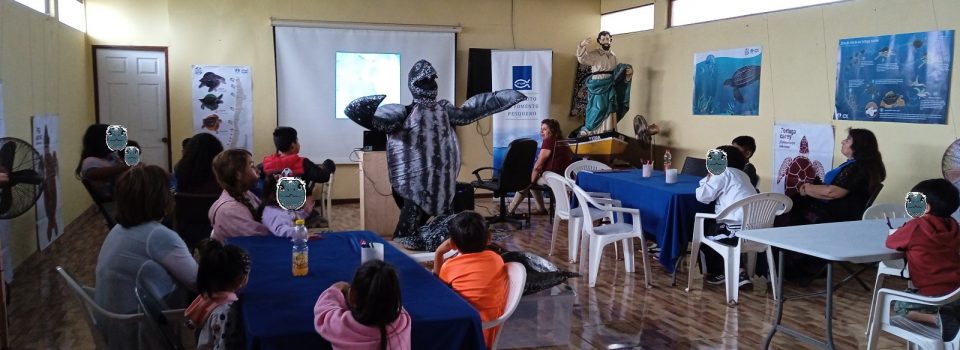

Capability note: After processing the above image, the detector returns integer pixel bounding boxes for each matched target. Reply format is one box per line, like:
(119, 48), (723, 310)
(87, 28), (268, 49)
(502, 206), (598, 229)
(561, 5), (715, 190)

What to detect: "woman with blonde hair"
(208, 149), (270, 241)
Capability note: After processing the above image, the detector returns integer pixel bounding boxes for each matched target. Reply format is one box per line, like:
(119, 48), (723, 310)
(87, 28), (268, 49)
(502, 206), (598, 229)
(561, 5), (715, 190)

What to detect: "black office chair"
(680, 156), (708, 177)
(471, 138), (538, 228)
(81, 179), (116, 228)
(173, 192), (219, 250)
(864, 183), (884, 211)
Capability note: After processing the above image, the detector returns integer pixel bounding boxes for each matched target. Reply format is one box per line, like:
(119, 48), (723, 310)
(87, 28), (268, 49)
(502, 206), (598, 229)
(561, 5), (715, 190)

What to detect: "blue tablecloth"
(230, 232), (486, 350)
(577, 170), (711, 273)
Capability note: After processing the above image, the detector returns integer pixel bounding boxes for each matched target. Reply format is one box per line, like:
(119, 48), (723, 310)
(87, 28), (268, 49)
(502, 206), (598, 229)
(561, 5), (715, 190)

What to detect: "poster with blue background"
(834, 30), (954, 124)
(693, 46), (762, 116)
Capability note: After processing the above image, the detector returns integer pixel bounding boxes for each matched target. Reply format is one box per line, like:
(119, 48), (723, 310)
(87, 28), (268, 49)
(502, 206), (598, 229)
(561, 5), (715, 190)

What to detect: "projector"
(363, 131), (387, 151)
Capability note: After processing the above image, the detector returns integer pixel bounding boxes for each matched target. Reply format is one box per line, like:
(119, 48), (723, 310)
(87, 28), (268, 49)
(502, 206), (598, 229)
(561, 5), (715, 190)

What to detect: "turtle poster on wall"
(192, 65), (253, 152)
(692, 46), (762, 116)
(834, 30), (954, 124)
(32, 115), (63, 251)
(772, 123), (834, 195)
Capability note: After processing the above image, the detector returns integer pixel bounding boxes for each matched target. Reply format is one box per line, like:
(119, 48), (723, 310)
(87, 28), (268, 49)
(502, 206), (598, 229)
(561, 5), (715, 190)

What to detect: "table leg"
(763, 250), (786, 349)
(825, 263), (836, 349)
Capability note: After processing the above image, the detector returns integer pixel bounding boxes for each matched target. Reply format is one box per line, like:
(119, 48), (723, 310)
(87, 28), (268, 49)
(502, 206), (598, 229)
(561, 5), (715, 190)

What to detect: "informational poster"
(693, 46), (762, 116)
(192, 65), (253, 152)
(491, 50), (552, 175)
(33, 115), (63, 251)
(772, 123), (834, 196)
(834, 30), (954, 124)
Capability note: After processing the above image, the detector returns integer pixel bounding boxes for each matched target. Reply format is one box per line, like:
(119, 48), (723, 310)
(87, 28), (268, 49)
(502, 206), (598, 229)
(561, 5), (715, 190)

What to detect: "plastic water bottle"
(663, 149), (673, 170)
(292, 219), (309, 277)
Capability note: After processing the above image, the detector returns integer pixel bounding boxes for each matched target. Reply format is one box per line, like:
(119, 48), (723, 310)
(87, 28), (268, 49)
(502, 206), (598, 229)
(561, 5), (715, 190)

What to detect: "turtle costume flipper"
(344, 94), (408, 133)
(447, 90), (527, 126)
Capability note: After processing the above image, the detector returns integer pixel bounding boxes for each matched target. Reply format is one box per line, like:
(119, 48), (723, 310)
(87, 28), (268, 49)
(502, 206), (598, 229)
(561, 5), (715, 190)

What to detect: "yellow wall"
(1, 0), (95, 269)
(86, 0), (601, 200)
(606, 0), (960, 205)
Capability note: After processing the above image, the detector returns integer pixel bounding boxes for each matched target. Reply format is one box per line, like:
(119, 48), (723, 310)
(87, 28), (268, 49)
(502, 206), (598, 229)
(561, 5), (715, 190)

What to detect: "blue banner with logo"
(491, 50), (552, 174)
(834, 30), (954, 124)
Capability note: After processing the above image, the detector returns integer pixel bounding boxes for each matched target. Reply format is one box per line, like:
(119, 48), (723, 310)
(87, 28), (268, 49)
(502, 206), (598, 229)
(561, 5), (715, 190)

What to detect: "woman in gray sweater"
(94, 164), (197, 349)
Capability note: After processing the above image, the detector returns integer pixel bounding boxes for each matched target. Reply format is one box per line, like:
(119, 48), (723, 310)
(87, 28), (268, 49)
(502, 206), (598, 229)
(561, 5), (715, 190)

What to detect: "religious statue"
(576, 31), (633, 135)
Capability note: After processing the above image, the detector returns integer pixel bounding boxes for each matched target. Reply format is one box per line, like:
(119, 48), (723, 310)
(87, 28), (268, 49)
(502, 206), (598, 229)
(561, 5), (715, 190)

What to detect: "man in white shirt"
(695, 145), (759, 286)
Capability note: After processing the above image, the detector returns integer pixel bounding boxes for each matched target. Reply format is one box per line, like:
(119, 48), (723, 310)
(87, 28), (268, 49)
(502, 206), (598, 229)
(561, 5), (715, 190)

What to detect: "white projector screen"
(275, 26), (456, 163)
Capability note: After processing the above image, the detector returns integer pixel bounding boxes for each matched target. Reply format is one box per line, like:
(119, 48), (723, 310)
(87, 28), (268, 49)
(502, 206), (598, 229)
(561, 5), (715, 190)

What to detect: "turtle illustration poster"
(693, 46), (762, 116)
(772, 123), (834, 195)
(33, 115), (63, 251)
(192, 65), (253, 152)
(834, 30), (954, 124)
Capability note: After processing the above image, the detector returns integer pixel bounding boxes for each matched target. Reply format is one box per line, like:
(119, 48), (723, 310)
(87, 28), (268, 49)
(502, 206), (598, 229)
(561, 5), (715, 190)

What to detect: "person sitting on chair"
(507, 119), (572, 215)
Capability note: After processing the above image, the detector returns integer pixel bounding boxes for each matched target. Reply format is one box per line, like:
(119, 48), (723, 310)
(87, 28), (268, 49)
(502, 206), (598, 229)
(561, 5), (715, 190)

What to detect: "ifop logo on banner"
(512, 66), (532, 90)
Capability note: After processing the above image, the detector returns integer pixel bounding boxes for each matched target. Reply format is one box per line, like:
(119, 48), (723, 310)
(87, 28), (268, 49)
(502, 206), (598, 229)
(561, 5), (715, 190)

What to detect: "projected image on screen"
(335, 52), (401, 119)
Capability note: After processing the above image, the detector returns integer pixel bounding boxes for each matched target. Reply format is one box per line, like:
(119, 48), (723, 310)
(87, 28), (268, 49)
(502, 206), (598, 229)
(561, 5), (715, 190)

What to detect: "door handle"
(161, 137), (169, 143)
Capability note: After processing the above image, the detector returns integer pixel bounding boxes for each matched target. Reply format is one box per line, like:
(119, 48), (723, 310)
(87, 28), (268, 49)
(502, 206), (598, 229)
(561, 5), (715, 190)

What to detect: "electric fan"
(632, 114), (660, 162)
(0, 137), (44, 219)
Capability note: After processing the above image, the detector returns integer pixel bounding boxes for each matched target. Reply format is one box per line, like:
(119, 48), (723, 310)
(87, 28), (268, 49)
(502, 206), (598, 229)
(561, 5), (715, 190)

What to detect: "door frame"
(92, 45), (172, 171)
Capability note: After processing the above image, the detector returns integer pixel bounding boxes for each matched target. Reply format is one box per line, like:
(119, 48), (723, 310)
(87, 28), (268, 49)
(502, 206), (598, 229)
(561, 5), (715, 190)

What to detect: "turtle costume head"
(409, 60), (438, 101)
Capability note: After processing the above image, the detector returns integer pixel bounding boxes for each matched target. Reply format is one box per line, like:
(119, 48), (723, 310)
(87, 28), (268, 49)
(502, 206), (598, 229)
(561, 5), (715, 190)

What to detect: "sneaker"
(738, 271), (753, 288)
(938, 307), (960, 341)
(705, 274), (726, 285)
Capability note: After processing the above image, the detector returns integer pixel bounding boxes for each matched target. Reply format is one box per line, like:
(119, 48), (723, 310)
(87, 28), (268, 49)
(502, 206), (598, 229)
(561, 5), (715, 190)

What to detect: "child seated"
(210, 149), (271, 240)
(434, 211), (508, 349)
(261, 176), (310, 238)
(886, 178), (960, 340)
(314, 260), (412, 350)
(262, 126), (336, 187)
(185, 240), (251, 350)
(695, 145), (758, 287)
(732, 135), (759, 190)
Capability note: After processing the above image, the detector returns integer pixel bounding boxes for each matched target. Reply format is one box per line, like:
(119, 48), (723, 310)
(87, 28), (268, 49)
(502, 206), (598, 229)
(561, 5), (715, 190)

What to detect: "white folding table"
(738, 218), (907, 349)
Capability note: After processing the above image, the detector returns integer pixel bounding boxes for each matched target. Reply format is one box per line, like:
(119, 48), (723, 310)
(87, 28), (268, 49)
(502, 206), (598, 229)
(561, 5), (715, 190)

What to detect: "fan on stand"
(633, 114), (660, 162)
(0, 137), (45, 350)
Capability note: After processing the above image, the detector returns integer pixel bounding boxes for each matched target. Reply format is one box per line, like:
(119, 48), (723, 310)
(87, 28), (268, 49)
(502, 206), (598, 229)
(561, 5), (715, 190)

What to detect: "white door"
(95, 48), (170, 169)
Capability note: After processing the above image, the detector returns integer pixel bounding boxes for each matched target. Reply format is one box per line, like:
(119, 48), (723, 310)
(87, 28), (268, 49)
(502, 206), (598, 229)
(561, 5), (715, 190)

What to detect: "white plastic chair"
(685, 193), (792, 305)
(542, 172), (618, 263)
(866, 286), (960, 350)
(569, 184), (653, 288)
(563, 159), (610, 181)
(56, 266), (185, 349)
(864, 203), (912, 333)
(484, 262), (527, 350)
(322, 173), (334, 222)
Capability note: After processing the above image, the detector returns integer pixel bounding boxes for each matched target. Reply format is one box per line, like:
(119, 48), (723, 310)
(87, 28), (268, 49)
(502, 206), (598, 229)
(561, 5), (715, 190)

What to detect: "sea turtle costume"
(345, 60), (526, 238)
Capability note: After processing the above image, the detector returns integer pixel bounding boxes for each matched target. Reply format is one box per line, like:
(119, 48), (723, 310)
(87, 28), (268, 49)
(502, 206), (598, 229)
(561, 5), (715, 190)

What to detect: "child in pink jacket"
(314, 260), (412, 350)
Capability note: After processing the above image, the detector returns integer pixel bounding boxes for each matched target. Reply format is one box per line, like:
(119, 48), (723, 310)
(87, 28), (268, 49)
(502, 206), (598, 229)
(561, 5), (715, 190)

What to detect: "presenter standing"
(576, 31), (633, 135)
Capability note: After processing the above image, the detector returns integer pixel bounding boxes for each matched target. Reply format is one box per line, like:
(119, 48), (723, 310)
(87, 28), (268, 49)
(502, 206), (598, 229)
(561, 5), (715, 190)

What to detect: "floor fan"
(0, 137), (45, 350)
(633, 114), (660, 162)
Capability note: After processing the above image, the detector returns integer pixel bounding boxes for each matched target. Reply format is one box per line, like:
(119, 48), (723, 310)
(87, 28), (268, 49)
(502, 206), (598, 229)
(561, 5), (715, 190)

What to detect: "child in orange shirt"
(434, 211), (508, 349)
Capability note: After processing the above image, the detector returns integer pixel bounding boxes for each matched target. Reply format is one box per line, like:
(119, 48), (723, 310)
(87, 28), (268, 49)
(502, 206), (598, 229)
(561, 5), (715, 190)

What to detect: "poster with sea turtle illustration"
(771, 123), (834, 195)
(192, 65), (253, 152)
(834, 30), (954, 124)
(692, 46), (762, 116)
(32, 115), (64, 252)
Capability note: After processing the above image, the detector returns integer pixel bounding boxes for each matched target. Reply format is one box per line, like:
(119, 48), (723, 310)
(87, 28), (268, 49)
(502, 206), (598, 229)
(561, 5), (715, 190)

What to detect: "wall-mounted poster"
(192, 65), (253, 152)
(834, 30), (954, 124)
(772, 123), (834, 196)
(33, 115), (63, 252)
(693, 46), (762, 116)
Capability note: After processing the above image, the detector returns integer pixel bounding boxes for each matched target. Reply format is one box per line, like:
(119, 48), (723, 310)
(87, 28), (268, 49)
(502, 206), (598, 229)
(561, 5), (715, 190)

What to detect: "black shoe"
(738, 271), (753, 288)
(939, 307), (960, 341)
(705, 274), (726, 285)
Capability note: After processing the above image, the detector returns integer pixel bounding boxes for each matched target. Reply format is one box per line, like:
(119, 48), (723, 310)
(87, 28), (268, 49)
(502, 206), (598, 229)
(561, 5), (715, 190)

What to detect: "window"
(14, 0), (50, 14)
(58, 0), (86, 32)
(601, 5), (655, 35)
(670, 0), (845, 27)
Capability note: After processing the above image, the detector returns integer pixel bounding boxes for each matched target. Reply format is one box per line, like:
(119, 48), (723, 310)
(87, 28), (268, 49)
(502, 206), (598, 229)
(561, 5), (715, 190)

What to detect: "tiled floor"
(8, 200), (911, 349)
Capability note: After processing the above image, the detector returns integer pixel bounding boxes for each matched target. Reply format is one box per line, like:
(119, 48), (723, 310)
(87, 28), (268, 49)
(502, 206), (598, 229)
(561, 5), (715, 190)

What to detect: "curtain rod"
(271, 19), (462, 33)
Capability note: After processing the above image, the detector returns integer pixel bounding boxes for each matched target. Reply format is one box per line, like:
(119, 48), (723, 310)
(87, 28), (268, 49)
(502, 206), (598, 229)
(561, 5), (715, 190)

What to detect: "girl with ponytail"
(209, 149), (270, 240)
(186, 239), (251, 350)
(314, 260), (412, 350)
